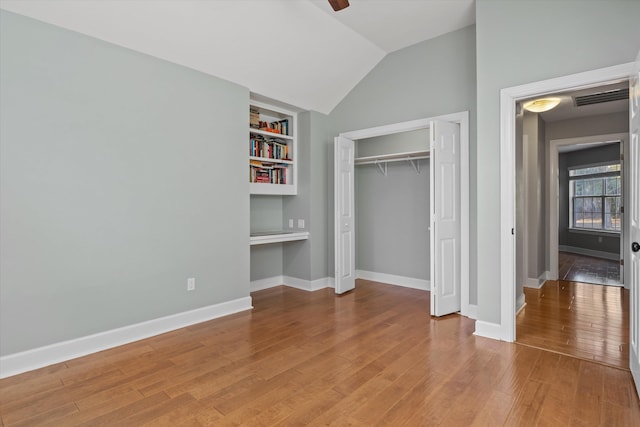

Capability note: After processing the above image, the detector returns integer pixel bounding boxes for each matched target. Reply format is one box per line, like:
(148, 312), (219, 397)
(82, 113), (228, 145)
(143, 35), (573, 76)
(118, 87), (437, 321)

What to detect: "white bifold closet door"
(334, 135), (355, 294)
(430, 120), (461, 316)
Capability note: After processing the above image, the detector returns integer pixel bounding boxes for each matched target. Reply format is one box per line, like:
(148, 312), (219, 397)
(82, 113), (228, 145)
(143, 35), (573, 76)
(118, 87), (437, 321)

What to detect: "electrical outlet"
(288, 219), (294, 228)
(298, 219), (305, 229)
(187, 277), (195, 291)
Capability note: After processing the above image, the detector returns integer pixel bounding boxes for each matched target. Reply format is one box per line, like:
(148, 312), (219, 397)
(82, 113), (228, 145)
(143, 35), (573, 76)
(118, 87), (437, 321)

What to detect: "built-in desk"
(250, 230), (309, 245)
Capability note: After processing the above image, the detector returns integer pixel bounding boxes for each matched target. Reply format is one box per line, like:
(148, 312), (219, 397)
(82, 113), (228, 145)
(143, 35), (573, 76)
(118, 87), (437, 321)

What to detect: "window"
(569, 163), (621, 232)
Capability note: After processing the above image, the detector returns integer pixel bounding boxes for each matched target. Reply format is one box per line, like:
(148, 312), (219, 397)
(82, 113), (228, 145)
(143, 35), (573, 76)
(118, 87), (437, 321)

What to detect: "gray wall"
(0, 11), (250, 355)
(250, 196), (284, 281)
(475, 0), (640, 324)
(283, 112), (312, 280)
(355, 143), (430, 279)
(356, 129), (429, 157)
(329, 25), (477, 303)
(558, 144), (621, 255)
(355, 130), (430, 279)
(522, 112), (546, 280)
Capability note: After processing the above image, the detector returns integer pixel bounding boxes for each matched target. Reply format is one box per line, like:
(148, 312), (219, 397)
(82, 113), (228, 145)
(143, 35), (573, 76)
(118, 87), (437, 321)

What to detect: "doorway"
(513, 83), (630, 368)
(333, 111), (473, 318)
(498, 60), (639, 394)
(498, 62), (635, 343)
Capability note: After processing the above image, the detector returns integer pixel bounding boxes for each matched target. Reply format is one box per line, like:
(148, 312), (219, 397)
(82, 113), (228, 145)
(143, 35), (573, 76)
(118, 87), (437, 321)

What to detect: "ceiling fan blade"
(328, 0), (350, 12)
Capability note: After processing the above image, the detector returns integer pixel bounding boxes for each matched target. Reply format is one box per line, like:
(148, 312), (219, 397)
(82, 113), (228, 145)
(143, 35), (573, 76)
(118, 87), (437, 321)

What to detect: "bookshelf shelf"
(250, 156), (293, 165)
(249, 101), (297, 195)
(250, 128), (294, 140)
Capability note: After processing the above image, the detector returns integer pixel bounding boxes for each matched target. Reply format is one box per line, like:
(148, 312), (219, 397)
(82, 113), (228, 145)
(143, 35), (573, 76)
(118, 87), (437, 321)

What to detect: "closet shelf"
(250, 231), (309, 245)
(354, 150), (429, 175)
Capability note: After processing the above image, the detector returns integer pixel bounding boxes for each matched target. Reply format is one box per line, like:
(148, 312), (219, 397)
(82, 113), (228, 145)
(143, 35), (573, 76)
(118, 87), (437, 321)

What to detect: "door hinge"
(620, 153), (624, 161)
(621, 206), (624, 214)
(621, 259), (624, 266)
(511, 228), (514, 235)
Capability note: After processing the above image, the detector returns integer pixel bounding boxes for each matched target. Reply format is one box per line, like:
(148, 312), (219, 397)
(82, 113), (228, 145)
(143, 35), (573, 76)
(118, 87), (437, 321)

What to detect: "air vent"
(574, 88), (629, 106)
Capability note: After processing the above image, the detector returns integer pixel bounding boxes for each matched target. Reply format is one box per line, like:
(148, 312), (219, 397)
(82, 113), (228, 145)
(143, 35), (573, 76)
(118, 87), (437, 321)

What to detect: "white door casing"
(629, 49), (640, 398)
(495, 62), (634, 343)
(430, 121), (462, 316)
(334, 136), (356, 294)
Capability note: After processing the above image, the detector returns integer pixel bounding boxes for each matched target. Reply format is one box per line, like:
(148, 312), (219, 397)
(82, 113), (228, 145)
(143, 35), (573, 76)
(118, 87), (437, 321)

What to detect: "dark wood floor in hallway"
(559, 251), (621, 286)
(1, 280), (638, 426)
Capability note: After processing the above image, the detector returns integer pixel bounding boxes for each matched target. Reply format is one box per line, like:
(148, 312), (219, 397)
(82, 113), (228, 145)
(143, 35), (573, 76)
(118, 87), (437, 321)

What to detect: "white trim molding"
(0, 296), (253, 379)
(250, 275), (285, 292)
(500, 62), (634, 343)
(250, 276), (335, 293)
(548, 132), (626, 280)
(356, 270), (430, 291)
(284, 276), (334, 291)
(474, 321), (505, 341)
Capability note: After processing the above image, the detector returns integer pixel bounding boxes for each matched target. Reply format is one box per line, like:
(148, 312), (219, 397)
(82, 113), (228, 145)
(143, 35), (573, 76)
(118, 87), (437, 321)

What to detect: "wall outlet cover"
(298, 219), (305, 229)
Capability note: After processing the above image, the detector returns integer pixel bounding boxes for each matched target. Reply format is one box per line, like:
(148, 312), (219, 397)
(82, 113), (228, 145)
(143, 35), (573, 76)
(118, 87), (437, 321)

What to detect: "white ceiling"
(0, 0), (476, 114)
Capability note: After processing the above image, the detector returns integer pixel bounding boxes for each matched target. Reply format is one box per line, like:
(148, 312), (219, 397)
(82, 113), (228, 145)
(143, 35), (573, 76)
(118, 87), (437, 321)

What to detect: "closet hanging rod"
(354, 150), (430, 166)
(355, 155), (429, 166)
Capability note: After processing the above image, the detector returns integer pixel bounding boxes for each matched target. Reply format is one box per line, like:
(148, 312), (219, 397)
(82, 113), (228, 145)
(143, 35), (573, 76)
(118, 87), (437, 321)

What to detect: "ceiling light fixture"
(522, 97), (561, 113)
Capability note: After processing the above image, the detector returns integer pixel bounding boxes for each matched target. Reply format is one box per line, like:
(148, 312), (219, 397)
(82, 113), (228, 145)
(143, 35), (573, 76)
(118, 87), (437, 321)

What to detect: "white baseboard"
(525, 271), (551, 289)
(250, 275), (284, 292)
(463, 304), (478, 320)
(356, 270), (430, 291)
(250, 276), (334, 292)
(283, 276), (334, 291)
(0, 296), (253, 379)
(525, 277), (541, 288)
(559, 245), (619, 261)
(474, 320), (505, 341)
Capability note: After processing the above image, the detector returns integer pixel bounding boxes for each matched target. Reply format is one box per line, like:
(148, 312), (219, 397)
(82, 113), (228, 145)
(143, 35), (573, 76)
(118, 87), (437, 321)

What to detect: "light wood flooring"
(517, 280), (629, 369)
(1, 280), (639, 426)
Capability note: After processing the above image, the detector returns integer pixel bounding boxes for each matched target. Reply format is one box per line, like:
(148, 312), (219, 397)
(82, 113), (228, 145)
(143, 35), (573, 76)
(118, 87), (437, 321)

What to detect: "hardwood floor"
(1, 280), (639, 426)
(559, 251), (621, 286)
(517, 280), (628, 369)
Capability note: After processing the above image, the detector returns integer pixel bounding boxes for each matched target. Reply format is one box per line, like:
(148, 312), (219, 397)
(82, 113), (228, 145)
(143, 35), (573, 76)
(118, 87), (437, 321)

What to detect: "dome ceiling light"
(522, 97), (561, 113)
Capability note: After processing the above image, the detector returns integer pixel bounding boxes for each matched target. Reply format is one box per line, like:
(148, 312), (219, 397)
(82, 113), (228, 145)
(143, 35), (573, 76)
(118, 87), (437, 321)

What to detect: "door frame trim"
(548, 134), (627, 285)
(499, 62), (634, 342)
(337, 111), (472, 317)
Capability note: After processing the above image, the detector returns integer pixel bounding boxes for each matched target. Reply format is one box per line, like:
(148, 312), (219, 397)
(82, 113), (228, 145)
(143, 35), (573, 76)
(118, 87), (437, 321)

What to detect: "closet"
(353, 129), (431, 290)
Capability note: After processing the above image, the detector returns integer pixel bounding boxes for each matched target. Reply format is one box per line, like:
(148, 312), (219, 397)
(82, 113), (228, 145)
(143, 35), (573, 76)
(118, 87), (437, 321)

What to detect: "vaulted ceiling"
(0, 0), (476, 114)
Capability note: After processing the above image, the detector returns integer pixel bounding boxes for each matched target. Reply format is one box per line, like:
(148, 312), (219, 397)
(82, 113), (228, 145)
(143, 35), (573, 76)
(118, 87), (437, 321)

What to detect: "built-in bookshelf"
(249, 101), (297, 195)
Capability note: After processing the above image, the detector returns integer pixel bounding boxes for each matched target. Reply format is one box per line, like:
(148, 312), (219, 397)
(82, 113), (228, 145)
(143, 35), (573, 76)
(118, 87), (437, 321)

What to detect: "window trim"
(568, 161), (621, 233)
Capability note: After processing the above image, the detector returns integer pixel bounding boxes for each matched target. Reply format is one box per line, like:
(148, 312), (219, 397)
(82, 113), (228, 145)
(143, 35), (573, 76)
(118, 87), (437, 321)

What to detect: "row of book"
(250, 135), (289, 160)
(250, 161), (287, 184)
(248, 110), (290, 136)
(259, 119), (289, 136)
